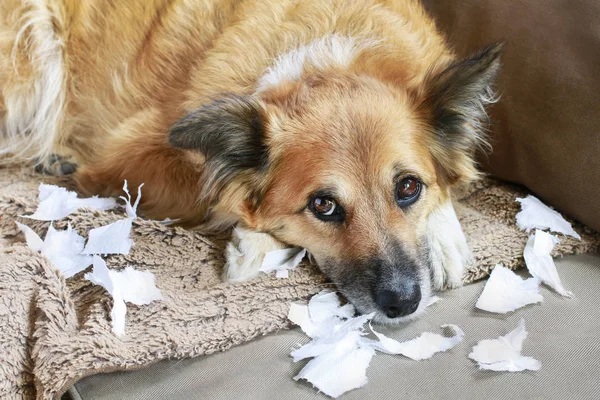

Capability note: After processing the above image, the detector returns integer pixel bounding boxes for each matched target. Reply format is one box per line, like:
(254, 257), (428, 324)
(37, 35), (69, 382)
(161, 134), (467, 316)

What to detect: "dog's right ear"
(169, 94), (269, 204)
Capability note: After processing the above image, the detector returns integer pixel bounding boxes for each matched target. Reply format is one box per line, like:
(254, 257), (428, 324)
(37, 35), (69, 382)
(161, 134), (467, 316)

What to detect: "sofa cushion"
(70, 254), (600, 400)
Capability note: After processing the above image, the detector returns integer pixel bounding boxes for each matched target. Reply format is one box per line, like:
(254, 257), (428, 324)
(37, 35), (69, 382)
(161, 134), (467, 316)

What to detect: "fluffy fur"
(0, 0), (502, 323)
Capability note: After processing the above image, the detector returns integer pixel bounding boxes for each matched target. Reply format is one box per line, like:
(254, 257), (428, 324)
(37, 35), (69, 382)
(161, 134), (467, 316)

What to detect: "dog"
(0, 0), (502, 323)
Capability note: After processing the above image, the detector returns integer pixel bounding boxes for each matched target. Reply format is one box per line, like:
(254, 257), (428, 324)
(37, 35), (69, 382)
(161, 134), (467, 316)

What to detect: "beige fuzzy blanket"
(1, 164), (598, 400)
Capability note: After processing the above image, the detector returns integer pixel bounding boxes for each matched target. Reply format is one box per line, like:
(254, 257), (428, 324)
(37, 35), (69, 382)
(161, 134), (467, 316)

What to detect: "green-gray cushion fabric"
(71, 253), (600, 400)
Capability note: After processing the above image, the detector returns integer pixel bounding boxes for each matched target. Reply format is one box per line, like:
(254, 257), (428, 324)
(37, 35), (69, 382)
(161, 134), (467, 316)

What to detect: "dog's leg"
(223, 226), (287, 283)
(35, 153), (78, 176)
(426, 200), (472, 290)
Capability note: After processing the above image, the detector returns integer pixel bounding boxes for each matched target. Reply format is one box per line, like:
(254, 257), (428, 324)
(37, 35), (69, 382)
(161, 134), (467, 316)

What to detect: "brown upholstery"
(421, 0), (600, 232)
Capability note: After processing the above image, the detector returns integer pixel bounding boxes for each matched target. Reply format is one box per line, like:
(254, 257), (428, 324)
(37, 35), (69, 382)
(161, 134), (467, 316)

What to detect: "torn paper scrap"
(288, 290), (358, 339)
(289, 303), (320, 338)
(290, 315), (372, 362)
(16, 221), (93, 278)
(120, 180), (144, 219)
(83, 218), (134, 255)
(516, 195), (580, 239)
(291, 313), (374, 362)
(23, 183), (117, 221)
(307, 290), (356, 324)
(288, 292), (375, 397)
(476, 264), (543, 313)
(275, 270), (289, 279)
(469, 318), (541, 372)
(288, 290), (460, 398)
(16, 221), (44, 251)
(368, 324), (464, 361)
(85, 256), (163, 336)
(109, 265), (164, 305)
(82, 181), (143, 255)
(259, 247), (307, 278)
(523, 230), (573, 298)
(293, 333), (376, 399)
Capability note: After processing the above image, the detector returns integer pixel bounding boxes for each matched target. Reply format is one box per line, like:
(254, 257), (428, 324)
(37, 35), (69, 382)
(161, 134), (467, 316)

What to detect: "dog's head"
(169, 44), (502, 323)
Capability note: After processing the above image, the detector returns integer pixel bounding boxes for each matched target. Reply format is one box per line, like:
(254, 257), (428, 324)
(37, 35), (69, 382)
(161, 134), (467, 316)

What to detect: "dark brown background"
(421, 0), (600, 232)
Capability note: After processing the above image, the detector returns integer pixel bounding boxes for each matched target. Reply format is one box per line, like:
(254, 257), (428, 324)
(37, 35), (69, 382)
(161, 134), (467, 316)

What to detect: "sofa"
(66, 1), (600, 398)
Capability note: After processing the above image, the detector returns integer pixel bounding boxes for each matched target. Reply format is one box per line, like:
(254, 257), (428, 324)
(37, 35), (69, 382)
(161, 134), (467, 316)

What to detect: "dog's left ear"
(169, 94), (269, 205)
(420, 43), (504, 185)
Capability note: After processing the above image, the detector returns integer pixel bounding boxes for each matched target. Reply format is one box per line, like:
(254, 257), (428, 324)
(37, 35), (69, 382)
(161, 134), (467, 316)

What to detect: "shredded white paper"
(16, 221), (93, 278)
(523, 230), (573, 298)
(476, 264), (543, 313)
(293, 333), (376, 399)
(307, 291), (356, 324)
(84, 256), (163, 336)
(16, 180), (164, 336)
(367, 324), (464, 361)
(23, 183), (117, 221)
(259, 247), (307, 278)
(82, 181), (143, 255)
(288, 290), (457, 398)
(516, 195), (581, 239)
(469, 318), (541, 372)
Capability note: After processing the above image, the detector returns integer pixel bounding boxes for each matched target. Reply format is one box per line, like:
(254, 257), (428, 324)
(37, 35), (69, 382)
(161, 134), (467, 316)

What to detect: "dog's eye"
(396, 177), (422, 207)
(313, 197), (336, 215)
(309, 196), (344, 222)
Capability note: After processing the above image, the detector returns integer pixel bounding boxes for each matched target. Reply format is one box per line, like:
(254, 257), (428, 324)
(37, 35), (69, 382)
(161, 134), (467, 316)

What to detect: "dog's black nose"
(375, 285), (421, 318)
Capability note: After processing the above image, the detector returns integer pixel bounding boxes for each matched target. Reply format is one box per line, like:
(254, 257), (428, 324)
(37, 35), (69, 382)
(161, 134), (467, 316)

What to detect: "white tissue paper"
(523, 230), (573, 298)
(23, 183), (117, 221)
(16, 221), (93, 278)
(469, 318), (541, 372)
(259, 247), (307, 278)
(516, 195), (581, 239)
(367, 324), (464, 361)
(307, 291), (356, 324)
(289, 290), (456, 398)
(85, 256), (163, 336)
(293, 333), (376, 399)
(476, 264), (543, 313)
(83, 181), (143, 255)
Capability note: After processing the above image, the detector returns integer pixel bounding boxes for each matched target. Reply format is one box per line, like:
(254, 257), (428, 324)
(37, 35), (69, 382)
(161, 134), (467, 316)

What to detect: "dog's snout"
(375, 284), (421, 318)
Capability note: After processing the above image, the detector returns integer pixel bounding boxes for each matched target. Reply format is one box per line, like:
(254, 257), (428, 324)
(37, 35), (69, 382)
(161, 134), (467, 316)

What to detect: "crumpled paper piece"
(259, 247), (307, 278)
(16, 221), (93, 278)
(367, 324), (464, 361)
(23, 183), (117, 221)
(516, 195), (580, 239)
(84, 256), (163, 336)
(476, 264), (543, 313)
(293, 332), (376, 399)
(83, 181), (143, 255)
(469, 318), (541, 372)
(288, 290), (458, 398)
(523, 230), (573, 298)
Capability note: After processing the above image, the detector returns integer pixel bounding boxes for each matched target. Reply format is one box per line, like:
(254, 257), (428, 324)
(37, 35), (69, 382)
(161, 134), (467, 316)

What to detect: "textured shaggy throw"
(1, 164), (598, 399)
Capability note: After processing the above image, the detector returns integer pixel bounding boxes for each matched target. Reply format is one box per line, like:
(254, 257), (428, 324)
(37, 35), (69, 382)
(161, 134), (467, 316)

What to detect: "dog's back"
(1, 0), (452, 222)
(1, 0), (505, 320)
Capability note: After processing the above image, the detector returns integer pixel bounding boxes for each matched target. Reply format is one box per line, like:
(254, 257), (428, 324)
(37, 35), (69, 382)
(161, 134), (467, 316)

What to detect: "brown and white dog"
(0, 0), (502, 323)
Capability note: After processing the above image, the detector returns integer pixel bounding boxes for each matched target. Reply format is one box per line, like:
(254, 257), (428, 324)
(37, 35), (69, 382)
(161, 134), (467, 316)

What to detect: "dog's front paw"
(35, 154), (77, 176)
(426, 201), (472, 290)
(223, 226), (286, 283)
